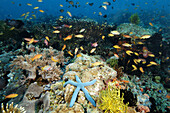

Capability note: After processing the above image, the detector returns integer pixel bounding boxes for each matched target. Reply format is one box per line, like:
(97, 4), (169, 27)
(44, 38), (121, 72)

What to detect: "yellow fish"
(148, 53), (155, 57)
(27, 3), (32, 6)
(137, 42), (144, 45)
(32, 14), (36, 19)
(38, 0), (43, 2)
(108, 33), (114, 37)
(113, 45), (121, 49)
(140, 35), (151, 39)
(41, 65), (52, 71)
(62, 44), (66, 51)
(76, 54), (82, 57)
(90, 48), (96, 53)
(122, 43), (132, 47)
(126, 50), (133, 56)
(32, 54), (42, 61)
(27, 38), (34, 44)
(53, 30), (60, 33)
(111, 30), (120, 35)
(21, 13), (25, 17)
(102, 5), (107, 10)
(60, 4), (63, 7)
(150, 61), (158, 65)
(99, 12), (102, 16)
(67, 11), (72, 17)
(39, 10), (44, 13)
(139, 67), (144, 73)
(34, 7), (39, 9)
(51, 56), (59, 62)
(102, 35), (105, 40)
(9, 27), (15, 30)
(132, 65), (137, 71)
(149, 22), (153, 26)
(75, 34), (84, 38)
(91, 62), (103, 67)
(45, 36), (50, 41)
(68, 51), (73, 56)
(80, 46), (84, 50)
(5, 94), (18, 99)
(63, 35), (72, 41)
(74, 48), (78, 55)
(134, 52), (139, 56)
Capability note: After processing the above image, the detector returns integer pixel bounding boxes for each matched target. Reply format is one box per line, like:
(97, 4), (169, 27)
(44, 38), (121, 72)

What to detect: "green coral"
(97, 84), (128, 113)
(129, 13), (140, 25)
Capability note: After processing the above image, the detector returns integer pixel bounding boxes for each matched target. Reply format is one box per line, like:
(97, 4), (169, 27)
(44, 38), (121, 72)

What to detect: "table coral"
(63, 75), (96, 107)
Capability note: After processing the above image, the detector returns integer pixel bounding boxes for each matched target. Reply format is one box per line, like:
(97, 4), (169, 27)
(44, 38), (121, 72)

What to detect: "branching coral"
(98, 84), (128, 113)
(10, 47), (67, 82)
(129, 13), (140, 25)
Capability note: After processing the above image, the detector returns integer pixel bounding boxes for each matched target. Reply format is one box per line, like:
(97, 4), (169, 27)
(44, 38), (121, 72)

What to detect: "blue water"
(0, 0), (169, 24)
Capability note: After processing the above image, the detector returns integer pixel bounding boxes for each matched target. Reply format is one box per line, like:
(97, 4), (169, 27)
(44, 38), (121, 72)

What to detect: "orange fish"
(44, 39), (48, 46)
(139, 67), (144, 73)
(24, 38), (39, 43)
(5, 94), (18, 99)
(63, 35), (72, 41)
(149, 22), (153, 26)
(68, 51), (73, 56)
(76, 54), (82, 57)
(62, 44), (66, 51)
(51, 56), (59, 62)
(67, 11), (72, 17)
(32, 54), (42, 61)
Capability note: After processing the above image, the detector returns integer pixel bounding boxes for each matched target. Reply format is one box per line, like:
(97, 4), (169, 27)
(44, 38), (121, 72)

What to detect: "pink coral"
(137, 105), (150, 113)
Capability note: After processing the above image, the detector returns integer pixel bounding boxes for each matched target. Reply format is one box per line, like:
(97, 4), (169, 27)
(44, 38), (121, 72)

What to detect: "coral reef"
(117, 23), (155, 37)
(129, 13), (140, 25)
(10, 47), (67, 82)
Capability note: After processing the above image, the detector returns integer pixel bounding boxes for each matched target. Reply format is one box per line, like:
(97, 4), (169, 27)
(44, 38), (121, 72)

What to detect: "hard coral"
(10, 47), (67, 82)
(129, 13), (140, 25)
(97, 84), (128, 113)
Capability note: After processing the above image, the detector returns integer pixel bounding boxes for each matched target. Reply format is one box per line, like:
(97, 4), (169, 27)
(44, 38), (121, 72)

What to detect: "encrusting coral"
(10, 46), (68, 82)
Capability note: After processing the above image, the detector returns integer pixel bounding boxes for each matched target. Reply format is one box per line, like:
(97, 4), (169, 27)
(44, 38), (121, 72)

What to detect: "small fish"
(59, 16), (63, 19)
(111, 30), (120, 35)
(102, 5), (107, 10)
(102, 35), (105, 40)
(39, 10), (44, 13)
(91, 62), (103, 67)
(67, 11), (72, 17)
(44, 39), (48, 46)
(38, 0), (43, 2)
(148, 53), (155, 57)
(68, 51), (73, 56)
(79, 28), (85, 33)
(134, 52), (139, 56)
(42, 65), (52, 71)
(63, 35), (72, 41)
(62, 44), (66, 51)
(32, 14), (36, 19)
(76, 54), (82, 57)
(150, 61), (158, 65)
(132, 65), (137, 71)
(27, 3), (32, 6)
(21, 13), (25, 17)
(122, 43), (132, 47)
(139, 67), (144, 73)
(133, 59), (138, 64)
(24, 38), (39, 43)
(140, 35), (151, 39)
(137, 42), (144, 45)
(4, 94), (18, 99)
(9, 27), (15, 30)
(99, 12), (102, 16)
(90, 48), (96, 53)
(91, 42), (98, 47)
(51, 56), (59, 62)
(27, 38), (34, 44)
(80, 46), (84, 50)
(114, 54), (119, 59)
(74, 34), (84, 38)
(31, 54), (42, 61)
(53, 30), (60, 33)
(34, 7), (39, 9)
(108, 33), (114, 37)
(113, 45), (121, 49)
(129, 32), (133, 35)
(149, 22), (153, 26)
(45, 36), (50, 41)
(103, 2), (111, 5)
(60, 4), (63, 7)
(123, 35), (131, 38)
(126, 50), (133, 56)
(74, 48), (78, 55)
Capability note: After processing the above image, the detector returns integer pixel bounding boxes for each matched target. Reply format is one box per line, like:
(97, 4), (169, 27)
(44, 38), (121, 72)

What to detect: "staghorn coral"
(1, 102), (26, 113)
(97, 84), (129, 113)
(10, 47), (67, 82)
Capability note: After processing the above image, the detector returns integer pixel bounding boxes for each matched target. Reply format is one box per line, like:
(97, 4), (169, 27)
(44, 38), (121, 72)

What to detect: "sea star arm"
(82, 79), (97, 86)
(69, 86), (81, 107)
(82, 87), (96, 107)
(63, 81), (78, 87)
(75, 75), (81, 83)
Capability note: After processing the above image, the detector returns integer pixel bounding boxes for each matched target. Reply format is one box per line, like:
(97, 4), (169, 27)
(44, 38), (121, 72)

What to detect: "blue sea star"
(63, 75), (97, 107)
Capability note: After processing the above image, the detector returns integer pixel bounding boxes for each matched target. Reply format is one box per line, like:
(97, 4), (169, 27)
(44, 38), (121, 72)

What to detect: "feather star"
(63, 75), (97, 107)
